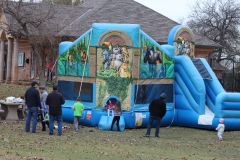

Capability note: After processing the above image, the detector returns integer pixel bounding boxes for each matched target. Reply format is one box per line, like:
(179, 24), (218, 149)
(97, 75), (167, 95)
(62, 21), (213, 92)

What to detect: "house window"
(31, 52), (35, 78)
(18, 53), (25, 67)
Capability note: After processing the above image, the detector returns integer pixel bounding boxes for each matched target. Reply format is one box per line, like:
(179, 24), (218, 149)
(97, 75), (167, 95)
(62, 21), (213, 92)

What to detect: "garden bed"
(18, 80), (31, 86)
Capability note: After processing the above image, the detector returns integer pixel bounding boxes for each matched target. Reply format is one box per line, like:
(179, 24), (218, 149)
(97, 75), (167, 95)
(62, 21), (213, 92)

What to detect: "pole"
(232, 61), (234, 92)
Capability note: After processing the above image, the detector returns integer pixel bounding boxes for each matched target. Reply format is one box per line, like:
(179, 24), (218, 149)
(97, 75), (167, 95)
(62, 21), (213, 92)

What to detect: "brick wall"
(194, 46), (214, 61)
(17, 47), (33, 81)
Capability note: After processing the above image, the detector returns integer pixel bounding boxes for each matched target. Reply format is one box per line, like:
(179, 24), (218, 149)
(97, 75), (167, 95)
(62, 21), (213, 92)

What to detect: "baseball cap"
(160, 93), (166, 99)
(31, 80), (39, 86)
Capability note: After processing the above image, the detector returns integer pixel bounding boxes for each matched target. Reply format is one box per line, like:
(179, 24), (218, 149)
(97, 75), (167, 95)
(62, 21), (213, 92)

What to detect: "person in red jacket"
(144, 93), (166, 138)
(105, 99), (114, 116)
(46, 58), (53, 82)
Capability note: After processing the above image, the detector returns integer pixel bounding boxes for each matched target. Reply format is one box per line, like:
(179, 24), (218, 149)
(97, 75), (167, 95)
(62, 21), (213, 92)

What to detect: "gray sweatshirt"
(113, 106), (122, 116)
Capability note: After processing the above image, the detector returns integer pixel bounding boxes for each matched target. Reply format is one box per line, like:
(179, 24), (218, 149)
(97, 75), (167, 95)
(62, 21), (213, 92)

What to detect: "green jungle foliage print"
(96, 81), (107, 108)
(58, 36), (90, 76)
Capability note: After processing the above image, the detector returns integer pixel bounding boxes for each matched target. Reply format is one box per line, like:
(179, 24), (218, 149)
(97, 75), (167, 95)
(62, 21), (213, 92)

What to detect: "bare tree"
(187, 0), (240, 65)
(0, 0), (62, 86)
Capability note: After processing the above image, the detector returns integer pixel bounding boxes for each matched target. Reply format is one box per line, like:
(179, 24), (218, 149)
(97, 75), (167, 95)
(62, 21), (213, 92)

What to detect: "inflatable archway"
(58, 23), (240, 131)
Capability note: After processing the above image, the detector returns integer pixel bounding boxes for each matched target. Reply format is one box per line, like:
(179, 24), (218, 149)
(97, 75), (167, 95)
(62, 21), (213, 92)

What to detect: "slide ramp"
(175, 56), (240, 130)
(98, 115), (125, 131)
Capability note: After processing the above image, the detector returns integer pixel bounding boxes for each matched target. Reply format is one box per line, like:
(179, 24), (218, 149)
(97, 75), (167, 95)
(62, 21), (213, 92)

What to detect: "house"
(0, 0), (221, 84)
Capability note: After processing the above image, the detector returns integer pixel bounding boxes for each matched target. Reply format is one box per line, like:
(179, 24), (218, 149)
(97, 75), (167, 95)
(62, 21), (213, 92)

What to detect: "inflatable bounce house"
(57, 23), (240, 131)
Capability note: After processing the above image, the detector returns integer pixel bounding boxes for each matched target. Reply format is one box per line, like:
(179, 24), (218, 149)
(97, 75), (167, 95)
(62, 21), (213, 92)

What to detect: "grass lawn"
(0, 83), (240, 159)
(0, 83), (53, 100)
(0, 122), (240, 160)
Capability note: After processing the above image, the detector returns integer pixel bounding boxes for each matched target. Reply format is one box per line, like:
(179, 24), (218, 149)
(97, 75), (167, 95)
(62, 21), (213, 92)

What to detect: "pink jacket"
(105, 103), (114, 110)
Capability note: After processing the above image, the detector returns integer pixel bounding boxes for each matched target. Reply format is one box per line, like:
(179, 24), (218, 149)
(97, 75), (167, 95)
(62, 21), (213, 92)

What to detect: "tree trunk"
(27, 35), (45, 87)
(216, 48), (223, 63)
(34, 48), (45, 87)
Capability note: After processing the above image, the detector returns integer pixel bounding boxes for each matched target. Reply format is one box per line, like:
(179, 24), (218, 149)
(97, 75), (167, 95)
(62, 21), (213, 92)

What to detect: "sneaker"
(155, 135), (159, 138)
(219, 138), (223, 141)
(143, 135), (150, 137)
(75, 129), (78, 131)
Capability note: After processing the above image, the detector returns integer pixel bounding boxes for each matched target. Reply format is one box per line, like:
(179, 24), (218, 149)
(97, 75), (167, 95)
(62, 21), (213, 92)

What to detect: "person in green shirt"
(72, 97), (84, 131)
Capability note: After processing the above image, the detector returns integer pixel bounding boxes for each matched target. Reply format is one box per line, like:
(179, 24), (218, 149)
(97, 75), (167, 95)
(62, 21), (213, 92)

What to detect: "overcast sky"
(134, 0), (194, 24)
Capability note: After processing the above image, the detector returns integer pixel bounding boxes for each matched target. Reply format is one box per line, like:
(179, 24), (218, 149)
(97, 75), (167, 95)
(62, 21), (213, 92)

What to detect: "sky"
(134, 0), (194, 24)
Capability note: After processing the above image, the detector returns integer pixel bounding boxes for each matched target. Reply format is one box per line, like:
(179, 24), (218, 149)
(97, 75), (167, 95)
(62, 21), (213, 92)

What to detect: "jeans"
(49, 114), (62, 136)
(74, 116), (80, 130)
(25, 107), (38, 133)
(146, 115), (162, 137)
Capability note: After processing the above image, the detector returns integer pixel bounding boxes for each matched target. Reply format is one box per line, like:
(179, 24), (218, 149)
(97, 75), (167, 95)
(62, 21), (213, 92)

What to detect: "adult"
(39, 86), (49, 131)
(46, 58), (53, 82)
(46, 85), (65, 136)
(25, 81), (42, 133)
(144, 93), (166, 138)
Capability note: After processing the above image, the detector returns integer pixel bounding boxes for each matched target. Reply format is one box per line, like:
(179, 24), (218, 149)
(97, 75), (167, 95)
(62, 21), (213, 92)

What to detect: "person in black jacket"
(144, 93), (166, 138)
(25, 81), (42, 133)
(46, 85), (65, 136)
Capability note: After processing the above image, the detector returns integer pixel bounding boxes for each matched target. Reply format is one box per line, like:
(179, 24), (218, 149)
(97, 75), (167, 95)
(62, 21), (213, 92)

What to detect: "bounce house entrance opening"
(103, 96), (120, 109)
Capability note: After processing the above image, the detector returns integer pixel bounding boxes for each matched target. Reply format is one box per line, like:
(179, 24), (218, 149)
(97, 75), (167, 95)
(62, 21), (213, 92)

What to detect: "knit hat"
(160, 93), (166, 99)
(219, 118), (224, 123)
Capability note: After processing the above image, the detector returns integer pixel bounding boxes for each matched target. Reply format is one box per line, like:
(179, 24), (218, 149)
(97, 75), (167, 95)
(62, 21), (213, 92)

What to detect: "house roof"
(3, 0), (220, 48)
(57, 0), (220, 47)
(211, 61), (228, 70)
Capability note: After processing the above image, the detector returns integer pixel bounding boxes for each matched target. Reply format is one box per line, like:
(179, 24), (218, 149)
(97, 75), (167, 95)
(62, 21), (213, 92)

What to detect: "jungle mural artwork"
(173, 29), (195, 58)
(58, 32), (91, 76)
(97, 43), (132, 78)
(96, 31), (134, 110)
(139, 33), (174, 79)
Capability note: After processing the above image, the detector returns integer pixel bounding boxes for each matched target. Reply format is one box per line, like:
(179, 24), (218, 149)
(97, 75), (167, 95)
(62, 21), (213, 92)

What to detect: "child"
(39, 100), (49, 131)
(39, 86), (49, 131)
(105, 99), (114, 116)
(216, 118), (225, 141)
(110, 101), (122, 131)
(72, 97), (84, 131)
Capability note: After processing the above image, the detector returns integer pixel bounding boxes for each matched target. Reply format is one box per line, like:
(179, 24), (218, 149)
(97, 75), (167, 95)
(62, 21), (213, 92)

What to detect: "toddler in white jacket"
(215, 118), (225, 141)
